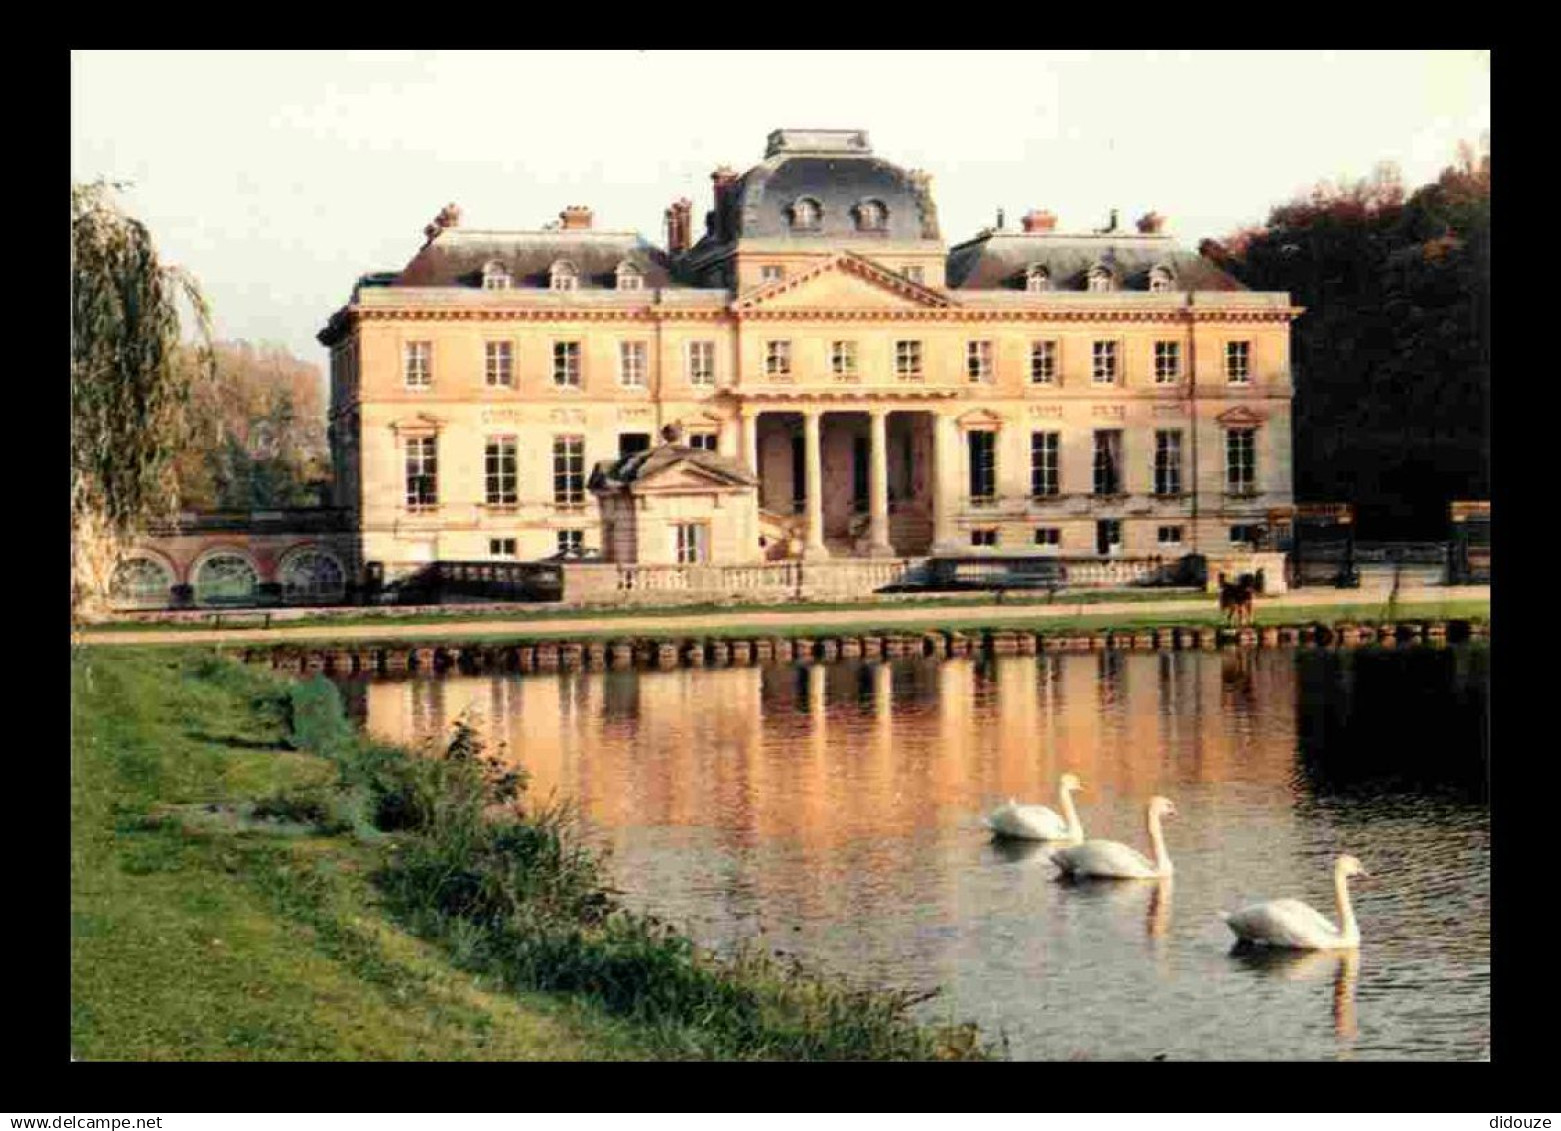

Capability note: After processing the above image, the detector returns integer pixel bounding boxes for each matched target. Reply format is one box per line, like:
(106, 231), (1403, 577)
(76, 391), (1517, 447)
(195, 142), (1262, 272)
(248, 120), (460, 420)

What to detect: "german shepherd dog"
(1218, 572), (1257, 627)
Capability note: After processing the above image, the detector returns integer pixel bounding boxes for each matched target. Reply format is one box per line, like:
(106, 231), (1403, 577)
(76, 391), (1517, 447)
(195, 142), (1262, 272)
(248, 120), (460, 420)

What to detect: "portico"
(734, 391), (957, 560)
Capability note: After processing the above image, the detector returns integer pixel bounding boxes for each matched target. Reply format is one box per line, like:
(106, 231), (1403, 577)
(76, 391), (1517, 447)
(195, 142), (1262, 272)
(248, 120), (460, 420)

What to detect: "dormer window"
(550, 260), (579, 292)
(615, 261), (643, 291)
(789, 197), (822, 231)
(1026, 265), (1051, 293)
(1087, 265), (1115, 293)
(482, 261), (511, 290)
(854, 199), (888, 232)
(1148, 265), (1175, 293)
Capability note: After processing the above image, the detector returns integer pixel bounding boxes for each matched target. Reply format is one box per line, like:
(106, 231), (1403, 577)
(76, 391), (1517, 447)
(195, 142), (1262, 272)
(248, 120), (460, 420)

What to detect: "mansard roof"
(946, 231), (1245, 292)
(689, 129), (940, 254)
(394, 228), (673, 289)
(589, 442), (759, 493)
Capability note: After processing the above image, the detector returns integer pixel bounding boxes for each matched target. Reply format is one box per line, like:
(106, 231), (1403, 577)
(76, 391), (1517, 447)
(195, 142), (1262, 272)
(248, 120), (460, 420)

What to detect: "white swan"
(1053, 796), (1176, 879)
(985, 773), (1085, 842)
(1219, 854), (1368, 950)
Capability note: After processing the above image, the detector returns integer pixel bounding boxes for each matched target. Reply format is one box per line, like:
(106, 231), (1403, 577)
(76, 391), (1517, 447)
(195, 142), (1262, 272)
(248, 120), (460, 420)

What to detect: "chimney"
(709, 165), (739, 242)
(1021, 209), (1058, 233)
(559, 205), (594, 231)
(1137, 211), (1166, 234)
(665, 197), (693, 254)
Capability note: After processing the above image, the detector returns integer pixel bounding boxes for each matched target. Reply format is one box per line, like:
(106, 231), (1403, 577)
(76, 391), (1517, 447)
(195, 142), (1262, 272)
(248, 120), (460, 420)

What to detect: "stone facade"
(319, 129), (1299, 583)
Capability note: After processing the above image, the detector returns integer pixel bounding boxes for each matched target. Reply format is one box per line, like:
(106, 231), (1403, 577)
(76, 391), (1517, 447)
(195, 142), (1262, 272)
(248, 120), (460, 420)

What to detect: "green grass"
(89, 587), (1209, 633)
(72, 648), (991, 1060)
(184, 595), (1487, 652)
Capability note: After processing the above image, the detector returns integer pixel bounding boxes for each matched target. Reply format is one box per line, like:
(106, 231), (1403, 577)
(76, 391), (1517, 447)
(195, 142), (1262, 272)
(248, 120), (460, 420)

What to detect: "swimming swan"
(1219, 854), (1368, 950)
(985, 773), (1085, 841)
(1052, 796), (1176, 879)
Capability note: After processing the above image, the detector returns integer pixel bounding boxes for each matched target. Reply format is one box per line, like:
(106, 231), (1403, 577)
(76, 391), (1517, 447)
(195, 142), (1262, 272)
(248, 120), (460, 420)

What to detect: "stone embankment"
(247, 618), (1489, 676)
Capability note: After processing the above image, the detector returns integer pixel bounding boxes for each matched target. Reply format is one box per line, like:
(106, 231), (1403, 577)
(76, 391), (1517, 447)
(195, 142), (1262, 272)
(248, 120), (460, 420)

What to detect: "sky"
(71, 50), (1490, 372)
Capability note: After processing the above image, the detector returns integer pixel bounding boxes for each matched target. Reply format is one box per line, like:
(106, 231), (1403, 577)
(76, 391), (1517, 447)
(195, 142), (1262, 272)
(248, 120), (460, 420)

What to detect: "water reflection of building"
(361, 652), (1304, 858)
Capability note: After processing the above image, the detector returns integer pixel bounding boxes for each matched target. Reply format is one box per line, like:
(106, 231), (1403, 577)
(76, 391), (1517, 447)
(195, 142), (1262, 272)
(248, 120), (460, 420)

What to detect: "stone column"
(868, 408), (893, 556)
(802, 409), (828, 558)
(931, 412), (959, 552)
(740, 408), (758, 476)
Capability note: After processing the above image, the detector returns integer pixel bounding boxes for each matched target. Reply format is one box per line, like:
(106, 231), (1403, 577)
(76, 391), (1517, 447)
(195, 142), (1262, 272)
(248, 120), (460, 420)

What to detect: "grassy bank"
(91, 586), (1207, 633)
(71, 647), (990, 1060)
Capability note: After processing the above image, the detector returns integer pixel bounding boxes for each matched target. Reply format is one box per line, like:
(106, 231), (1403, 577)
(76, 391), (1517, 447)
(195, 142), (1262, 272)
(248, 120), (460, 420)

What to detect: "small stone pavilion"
(589, 426), (762, 565)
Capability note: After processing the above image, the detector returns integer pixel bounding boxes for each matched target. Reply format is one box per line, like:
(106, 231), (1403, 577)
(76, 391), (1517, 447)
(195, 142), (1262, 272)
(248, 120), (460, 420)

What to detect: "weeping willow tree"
(71, 180), (213, 619)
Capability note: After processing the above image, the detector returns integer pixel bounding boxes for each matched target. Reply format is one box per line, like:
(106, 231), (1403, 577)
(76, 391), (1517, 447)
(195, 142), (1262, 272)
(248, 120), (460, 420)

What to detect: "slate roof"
(589, 443), (759, 492)
(945, 232), (1245, 292)
(393, 228), (674, 289)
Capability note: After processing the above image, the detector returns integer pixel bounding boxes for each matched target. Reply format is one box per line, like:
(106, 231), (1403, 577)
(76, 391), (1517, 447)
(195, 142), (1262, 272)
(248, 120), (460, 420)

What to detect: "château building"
(314, 128), (1298, 588)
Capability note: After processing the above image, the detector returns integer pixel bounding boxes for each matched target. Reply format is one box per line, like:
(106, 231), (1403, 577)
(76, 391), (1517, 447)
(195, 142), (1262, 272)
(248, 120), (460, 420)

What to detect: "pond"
(338, 644), (1489, 1061)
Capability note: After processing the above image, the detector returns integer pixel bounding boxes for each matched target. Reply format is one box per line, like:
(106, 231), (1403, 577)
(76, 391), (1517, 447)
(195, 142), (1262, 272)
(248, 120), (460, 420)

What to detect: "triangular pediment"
(1216, 406), (1268, 427)
(631, 460), (754, 493)
(737, 252), (956, 311)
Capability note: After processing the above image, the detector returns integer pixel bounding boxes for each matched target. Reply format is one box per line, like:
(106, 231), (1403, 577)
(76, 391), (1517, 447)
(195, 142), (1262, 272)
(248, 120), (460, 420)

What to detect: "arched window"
(615, 261), (643, 291)
(789, 197), (822, 231)
(193, 552), (259, 606)
(482, 261), (511, 290)
(1026, 265), (1051, 293)
(279, 548), (346, 604)
(1148, 265), (1175, 293)
(854, 199), (888, 231)
(550, 260), (579, 291)
(110, 555), (173, 608)
(1087, 265), (1115, 293)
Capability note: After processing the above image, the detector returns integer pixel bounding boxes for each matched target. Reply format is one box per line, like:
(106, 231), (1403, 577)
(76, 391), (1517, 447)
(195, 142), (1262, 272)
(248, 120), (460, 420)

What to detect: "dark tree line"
(1202, 144), (1490, 539)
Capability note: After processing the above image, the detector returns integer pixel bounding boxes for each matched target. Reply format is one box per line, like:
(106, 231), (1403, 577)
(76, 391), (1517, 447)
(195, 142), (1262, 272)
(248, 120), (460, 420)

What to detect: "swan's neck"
(1059, 786), (1083, 839)
(1146, 809), (1173, 876)
(1334, 868), (1359, 943)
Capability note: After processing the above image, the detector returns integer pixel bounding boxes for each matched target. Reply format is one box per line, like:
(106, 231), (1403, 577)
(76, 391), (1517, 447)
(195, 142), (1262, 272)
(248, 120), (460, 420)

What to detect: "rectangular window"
(1030, 431), (1060, 498)
(831, 340), (858, 379)
(1154, 341), (1181, 384)
(619, 340), (647, 388)
(553, 341), (581, 387)
(1093, 430), (1123, 496)
(553, 435), (585, 506)
(485, 436), (518, 506)
(1226, 341), (1252, 384)
(967, 430), (997, 503)
(688, 431), (718, 452)
(688, 340), (715, 386)
(404, 341), (431, 388)
(1034, 527), (1061, 547)
(405, 436), (437, 508)
(1030, 340), (1058, 385)
(1158, 525), (1184, 548)
(970, 528), (999, 548)
(1230, 523), (1264, 546)
(967, 340), (994, 383)
(485, 341), (513, 387)
(489, 538), (517, 557)
(761, 264), (785, 283)
(674, 522), (709, 564)
(895, 340), (923, 380)
(903, 265), (925, 284)
(1154, 430), (1183, 497)
(1227, 428), (1257, 494)
(765, 340), (792, 377)
(1092, 341), (1118, 384)
(619, 432), (651, 458)
(1096, 518), (1123, 555)
(557, 529), (585, 556)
